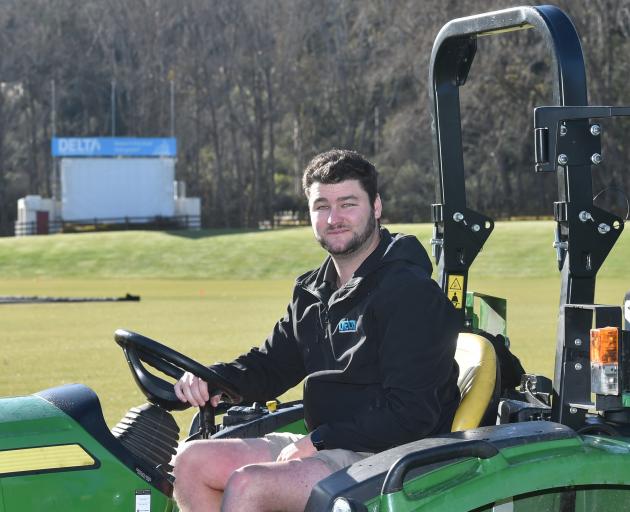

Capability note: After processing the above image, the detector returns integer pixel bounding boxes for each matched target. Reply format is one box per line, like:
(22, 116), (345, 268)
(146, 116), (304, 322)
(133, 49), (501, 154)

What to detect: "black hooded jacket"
(212, 228), (460, 453)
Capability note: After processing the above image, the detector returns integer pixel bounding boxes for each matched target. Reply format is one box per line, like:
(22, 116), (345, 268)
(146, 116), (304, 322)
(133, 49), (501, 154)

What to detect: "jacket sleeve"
(316, 276), (460, 452)
(209, 300), (307, 403)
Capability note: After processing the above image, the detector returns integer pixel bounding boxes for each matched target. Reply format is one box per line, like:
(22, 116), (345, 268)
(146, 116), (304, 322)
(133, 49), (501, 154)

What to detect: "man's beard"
(317, 213), (378, 256)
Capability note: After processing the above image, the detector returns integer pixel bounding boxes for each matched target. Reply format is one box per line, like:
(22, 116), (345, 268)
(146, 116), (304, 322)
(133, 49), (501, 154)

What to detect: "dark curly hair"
(302, 149), (378, 204)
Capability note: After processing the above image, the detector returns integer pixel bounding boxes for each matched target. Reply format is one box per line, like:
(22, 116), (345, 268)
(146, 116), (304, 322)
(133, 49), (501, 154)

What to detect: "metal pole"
(51, 80), (57, 202)
(170, 79), (175, 137)
(111, 79), (116, 136)
(51, 79), (56, 137)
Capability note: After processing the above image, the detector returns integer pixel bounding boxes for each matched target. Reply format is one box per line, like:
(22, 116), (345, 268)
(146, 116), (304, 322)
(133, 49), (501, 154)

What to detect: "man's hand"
(276, 434), (318, 462)
(174, 371), (221, 407)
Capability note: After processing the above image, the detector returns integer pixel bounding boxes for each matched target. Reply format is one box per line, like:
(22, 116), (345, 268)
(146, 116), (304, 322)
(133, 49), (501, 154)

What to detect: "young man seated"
(173, 149), (460, 512)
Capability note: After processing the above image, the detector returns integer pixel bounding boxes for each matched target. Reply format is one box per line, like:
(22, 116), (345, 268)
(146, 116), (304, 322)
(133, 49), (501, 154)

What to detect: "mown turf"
(0, 279), (296, 430)
(1, 222), (629, 429)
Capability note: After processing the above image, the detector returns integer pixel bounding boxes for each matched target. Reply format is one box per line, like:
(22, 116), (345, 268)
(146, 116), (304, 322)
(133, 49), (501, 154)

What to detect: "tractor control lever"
(199, 404), (216, 439)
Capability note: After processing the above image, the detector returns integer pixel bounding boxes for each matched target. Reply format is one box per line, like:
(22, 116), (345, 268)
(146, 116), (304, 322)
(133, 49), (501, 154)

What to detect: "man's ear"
(374, 194), (382, 220)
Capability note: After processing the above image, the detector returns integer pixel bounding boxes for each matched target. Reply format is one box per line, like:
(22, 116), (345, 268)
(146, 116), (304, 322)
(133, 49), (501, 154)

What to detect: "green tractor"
(2, 5), (630, 511)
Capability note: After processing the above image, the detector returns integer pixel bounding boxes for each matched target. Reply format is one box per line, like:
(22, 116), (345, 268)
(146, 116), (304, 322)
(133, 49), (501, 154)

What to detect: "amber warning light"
(590, 327), (619, 395)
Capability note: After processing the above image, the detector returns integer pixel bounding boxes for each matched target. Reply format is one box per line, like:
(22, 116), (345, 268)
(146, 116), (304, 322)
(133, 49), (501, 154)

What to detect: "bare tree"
(0, 0), (628, 232)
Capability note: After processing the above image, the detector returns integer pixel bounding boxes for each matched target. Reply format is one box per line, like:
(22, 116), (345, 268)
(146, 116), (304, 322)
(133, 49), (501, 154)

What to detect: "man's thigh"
(175, 437), (278, 489)
(223, 456), (334, 511)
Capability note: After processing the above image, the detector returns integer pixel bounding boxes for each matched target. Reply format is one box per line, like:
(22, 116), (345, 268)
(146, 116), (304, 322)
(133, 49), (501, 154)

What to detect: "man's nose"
(327, 206), (343, 224)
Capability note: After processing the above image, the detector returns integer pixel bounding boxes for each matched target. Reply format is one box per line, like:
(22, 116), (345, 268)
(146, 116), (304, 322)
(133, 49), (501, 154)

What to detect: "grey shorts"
(263, 432), (372, 473)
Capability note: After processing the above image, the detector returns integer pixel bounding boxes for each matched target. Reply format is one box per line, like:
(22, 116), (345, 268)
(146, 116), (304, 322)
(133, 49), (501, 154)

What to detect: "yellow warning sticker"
(0, 444), (96, 476)
(447, 275), (465, 309)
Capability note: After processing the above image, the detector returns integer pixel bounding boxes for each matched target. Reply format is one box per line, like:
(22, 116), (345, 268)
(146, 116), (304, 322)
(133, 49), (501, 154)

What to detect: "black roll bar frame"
(428, 5), (627, 426)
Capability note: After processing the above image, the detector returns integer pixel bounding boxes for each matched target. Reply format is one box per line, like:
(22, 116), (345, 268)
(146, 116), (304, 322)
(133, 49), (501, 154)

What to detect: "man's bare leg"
(221, 458), (333, 512)
(172, 438), (276, 512)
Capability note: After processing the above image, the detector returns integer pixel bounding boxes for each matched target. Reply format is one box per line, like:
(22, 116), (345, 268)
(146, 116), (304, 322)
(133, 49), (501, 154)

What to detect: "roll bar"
(428, 5), (627, 426)
(429, 5), (589, 315)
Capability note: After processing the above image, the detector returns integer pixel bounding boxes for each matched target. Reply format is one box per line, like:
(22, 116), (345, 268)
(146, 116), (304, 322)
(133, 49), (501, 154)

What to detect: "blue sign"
(52, 137), (177, 157)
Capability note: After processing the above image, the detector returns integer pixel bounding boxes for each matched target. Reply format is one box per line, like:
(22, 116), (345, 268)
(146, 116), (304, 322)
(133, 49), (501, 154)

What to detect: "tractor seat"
(451, 332), (500, 431)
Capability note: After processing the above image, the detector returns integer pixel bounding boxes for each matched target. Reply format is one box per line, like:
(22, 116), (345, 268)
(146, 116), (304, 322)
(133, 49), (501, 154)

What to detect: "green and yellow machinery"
(2, 5), (630, 512)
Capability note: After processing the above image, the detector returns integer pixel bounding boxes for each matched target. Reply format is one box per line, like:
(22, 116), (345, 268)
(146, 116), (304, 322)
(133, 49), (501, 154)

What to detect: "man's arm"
(314, 277), (460, 452)
(176, 301), (307, 407)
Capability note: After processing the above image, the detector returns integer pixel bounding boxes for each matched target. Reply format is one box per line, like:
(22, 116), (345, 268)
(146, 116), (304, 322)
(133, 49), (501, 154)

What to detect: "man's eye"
(342, 203), (356, 208)
(315, 205), (329, 211)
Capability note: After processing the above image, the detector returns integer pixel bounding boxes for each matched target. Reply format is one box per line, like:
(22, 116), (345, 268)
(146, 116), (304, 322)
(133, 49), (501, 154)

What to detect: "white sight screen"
(60, 158), (175, 221)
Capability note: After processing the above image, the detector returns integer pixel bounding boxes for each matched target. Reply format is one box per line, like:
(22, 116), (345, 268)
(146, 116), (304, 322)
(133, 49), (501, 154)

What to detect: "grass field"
(1, 221), (629, 430)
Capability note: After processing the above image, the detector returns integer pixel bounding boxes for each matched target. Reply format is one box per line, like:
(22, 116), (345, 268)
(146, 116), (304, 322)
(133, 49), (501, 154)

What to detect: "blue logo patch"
(338, 319), (357, 333)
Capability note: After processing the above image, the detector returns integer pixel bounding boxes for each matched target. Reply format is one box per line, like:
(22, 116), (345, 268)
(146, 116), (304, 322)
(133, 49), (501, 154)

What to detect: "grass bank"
(2, 221), (628, 279)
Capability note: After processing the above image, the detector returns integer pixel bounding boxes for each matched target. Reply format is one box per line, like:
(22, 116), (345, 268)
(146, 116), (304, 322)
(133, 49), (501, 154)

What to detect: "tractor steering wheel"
(114, 328), (242, 411)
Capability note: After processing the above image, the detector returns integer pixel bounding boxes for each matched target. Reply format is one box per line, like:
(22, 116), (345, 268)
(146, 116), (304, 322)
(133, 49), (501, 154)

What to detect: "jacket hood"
(360, 228), (433, 277)
(298, 228), (433, 294)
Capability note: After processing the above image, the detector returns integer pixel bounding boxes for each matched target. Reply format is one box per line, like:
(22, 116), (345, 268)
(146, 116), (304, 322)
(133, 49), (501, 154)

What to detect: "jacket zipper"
(321, 305), (330, 342)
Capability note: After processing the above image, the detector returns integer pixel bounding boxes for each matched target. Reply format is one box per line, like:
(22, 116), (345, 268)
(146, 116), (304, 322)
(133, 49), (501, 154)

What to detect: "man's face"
(308, 179), (382, 256)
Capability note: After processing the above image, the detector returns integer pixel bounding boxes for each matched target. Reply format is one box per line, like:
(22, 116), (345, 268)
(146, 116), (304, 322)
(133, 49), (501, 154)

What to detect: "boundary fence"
(14, 215), (201, 236)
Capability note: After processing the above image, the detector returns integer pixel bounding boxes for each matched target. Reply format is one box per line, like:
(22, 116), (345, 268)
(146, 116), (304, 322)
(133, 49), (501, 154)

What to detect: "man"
(173, 149), (460, 511)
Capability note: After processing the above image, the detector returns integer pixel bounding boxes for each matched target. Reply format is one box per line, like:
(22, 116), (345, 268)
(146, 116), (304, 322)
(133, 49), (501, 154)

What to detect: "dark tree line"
(0, 0), (629, 235)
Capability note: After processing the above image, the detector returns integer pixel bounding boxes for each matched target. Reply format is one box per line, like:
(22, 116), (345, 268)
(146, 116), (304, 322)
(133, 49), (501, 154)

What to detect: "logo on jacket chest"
(337, 318), (358, 333)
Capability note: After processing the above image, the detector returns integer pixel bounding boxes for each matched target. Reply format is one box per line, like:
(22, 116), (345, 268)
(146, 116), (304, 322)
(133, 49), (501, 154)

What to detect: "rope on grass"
(0, 293), (140, 304)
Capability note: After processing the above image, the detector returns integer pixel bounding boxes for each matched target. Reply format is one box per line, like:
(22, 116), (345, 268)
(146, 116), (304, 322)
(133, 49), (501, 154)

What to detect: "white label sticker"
(625, 299), (630, 326)
(136, 490), (151, 512)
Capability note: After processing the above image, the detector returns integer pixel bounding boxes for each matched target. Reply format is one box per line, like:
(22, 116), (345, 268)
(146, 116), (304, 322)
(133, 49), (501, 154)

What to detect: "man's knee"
(172, 440), (227, 482)
(224, 463), (272, 502)
(172, 441), (202, 481)
(225, 464), (260, 492)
